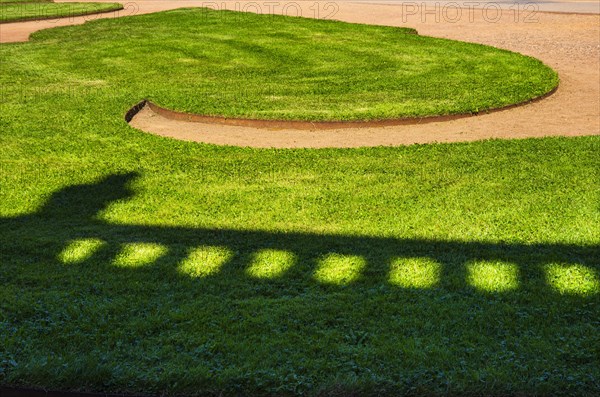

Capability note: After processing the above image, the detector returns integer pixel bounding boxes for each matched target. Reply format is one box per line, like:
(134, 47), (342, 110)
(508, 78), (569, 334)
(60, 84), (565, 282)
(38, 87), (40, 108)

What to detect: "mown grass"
(0, 7), (598, 397)
(0, 1), (122, 23)
(15, 7), (558, 121)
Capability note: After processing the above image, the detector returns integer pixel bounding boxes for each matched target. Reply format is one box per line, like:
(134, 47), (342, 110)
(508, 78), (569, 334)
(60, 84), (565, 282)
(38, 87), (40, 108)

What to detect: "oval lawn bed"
(23, 7), (559, 122)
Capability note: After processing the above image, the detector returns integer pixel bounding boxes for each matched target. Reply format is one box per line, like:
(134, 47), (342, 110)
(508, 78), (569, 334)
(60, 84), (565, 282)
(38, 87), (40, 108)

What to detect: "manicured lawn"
(7, 7), (558, 121)
(0, 8), (598, 397)
(0, 1), (122, 23)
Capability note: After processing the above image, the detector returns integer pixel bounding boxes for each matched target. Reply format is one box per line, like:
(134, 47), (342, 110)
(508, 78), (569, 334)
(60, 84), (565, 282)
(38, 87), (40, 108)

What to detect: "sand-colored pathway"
(1, 1), (598, 148)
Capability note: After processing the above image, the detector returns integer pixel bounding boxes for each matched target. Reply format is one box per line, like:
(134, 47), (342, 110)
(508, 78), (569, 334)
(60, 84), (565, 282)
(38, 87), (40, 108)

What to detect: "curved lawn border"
(126, 83), (559, 131)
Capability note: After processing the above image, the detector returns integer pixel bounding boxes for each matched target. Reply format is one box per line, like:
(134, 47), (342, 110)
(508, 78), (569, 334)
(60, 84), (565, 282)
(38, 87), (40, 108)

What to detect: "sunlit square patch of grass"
(544, 263), (600, 296)
(58, 238), (106, 264)
(389, 257), (441, 289)
(178, 246), (233, 278)
(467, 260), (519, 293)
(113, 243), (167, 268)
(314, 253), (366, 285)
(246, 249), (296, 279)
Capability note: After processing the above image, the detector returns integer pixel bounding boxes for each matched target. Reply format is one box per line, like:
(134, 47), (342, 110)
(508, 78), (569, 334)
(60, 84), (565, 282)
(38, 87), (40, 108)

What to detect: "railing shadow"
(1, 172), (599, 392)
(2, 172), (597, 293)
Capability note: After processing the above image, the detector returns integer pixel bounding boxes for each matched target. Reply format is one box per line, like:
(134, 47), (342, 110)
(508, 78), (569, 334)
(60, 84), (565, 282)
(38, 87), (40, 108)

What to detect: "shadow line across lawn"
(1, 172), (599, 395)
(2, 172), (597, 292)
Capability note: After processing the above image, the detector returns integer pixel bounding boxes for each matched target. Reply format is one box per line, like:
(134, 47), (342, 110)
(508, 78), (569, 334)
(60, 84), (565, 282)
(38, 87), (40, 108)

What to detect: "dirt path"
(1, 1), (598, 148)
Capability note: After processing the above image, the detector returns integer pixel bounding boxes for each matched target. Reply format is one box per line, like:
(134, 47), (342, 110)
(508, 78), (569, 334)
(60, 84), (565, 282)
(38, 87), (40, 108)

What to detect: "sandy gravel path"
(1, 1), (598, 148)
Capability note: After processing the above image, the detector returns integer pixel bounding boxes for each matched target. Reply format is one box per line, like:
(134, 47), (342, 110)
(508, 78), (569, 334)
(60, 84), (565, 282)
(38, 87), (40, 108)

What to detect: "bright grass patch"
(544, 263), (600, 296)
(467, 260), (520, 293)
(247, 249), (296, 279)
(58, 238), (106, 265)
(178, 246), (234, 278)
(113, 243), (168, 268)
(314, 254), (367, 285)
(388, 257), (441, 288)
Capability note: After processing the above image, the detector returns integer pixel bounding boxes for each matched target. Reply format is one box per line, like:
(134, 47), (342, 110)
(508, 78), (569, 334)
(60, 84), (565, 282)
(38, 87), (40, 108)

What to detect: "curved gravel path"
(1, 1), (598, 148)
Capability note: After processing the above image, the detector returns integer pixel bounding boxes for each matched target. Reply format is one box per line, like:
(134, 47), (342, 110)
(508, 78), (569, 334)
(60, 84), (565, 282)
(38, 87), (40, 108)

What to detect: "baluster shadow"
(1, 172), (599, 393)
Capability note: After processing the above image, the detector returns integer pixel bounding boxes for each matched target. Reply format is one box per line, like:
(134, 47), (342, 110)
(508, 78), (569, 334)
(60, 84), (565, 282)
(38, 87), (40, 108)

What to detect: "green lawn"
(5, 7), (557, 121)
(0, 7), (598, 397)
(0, 1), (122, 23)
